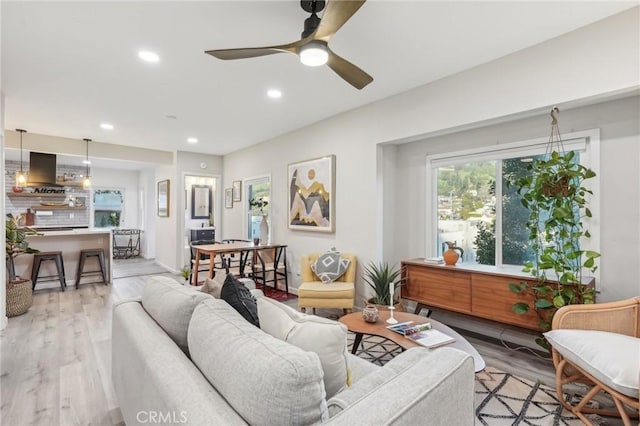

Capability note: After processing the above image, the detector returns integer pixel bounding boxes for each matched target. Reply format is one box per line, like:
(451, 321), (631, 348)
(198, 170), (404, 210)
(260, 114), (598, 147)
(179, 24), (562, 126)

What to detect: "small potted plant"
(363, 261), (403, 311)
(5, 216), (41, 317)
(180, 265), (190, 281)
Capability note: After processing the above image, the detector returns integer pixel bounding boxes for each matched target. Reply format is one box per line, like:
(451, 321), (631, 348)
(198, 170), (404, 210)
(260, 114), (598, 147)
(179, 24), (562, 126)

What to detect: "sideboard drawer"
(402, 265), (471, 314)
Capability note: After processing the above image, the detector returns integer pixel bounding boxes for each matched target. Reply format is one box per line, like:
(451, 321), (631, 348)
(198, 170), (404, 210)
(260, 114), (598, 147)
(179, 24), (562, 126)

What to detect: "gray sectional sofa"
(112, 276), (475, 425)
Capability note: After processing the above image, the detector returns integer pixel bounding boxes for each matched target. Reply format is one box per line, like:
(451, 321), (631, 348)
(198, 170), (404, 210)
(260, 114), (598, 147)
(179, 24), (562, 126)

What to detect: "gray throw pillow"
(310, 247), (351, 284)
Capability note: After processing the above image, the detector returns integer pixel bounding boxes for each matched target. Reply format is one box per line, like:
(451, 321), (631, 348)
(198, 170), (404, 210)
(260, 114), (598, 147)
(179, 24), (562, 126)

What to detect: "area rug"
(347, 333), (608, 425)
(259, 285), (297, 302)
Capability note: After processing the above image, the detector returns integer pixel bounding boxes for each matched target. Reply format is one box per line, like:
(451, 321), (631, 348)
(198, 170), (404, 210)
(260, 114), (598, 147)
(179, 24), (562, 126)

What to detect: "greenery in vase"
(5, 217), (41, 283)
(249, 197), (269, 215)
(363, 262), (403, 305)
(507, 150), (599, 350)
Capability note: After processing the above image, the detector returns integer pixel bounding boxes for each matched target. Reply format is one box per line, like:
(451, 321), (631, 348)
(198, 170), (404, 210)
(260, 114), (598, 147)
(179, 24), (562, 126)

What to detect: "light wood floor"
(1, 264), (559, 426)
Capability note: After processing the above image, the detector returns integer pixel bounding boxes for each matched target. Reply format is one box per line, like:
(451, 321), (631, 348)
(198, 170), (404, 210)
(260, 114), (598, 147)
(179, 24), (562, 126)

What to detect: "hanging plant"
(507, 108), (599, 351)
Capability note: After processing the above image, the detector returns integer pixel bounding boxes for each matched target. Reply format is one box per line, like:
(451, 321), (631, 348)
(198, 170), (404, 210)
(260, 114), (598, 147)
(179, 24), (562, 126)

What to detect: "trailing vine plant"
(508, 108), (599, 351)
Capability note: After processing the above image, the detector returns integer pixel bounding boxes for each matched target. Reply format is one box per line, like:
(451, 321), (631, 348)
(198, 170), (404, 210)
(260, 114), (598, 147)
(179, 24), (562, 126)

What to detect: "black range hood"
(28, 152), (62, 187)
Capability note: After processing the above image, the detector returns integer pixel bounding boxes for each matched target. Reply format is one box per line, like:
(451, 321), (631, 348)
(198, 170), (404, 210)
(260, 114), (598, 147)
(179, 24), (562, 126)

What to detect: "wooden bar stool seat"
(31, 251), (67, 291)
(76, 248), (108, 288)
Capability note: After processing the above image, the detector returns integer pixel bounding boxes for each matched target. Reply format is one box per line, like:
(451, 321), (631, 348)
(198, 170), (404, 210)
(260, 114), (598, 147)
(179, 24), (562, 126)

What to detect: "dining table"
(191, 241), (287, 287)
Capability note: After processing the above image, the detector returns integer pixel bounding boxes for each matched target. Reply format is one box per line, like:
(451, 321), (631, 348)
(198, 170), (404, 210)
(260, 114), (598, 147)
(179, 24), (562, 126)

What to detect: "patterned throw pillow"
(310, 247), (351, 284)
(220, 274), (260, 327)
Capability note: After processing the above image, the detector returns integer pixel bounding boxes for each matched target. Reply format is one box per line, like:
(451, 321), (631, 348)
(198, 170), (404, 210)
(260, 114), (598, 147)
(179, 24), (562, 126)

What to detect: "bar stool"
(31, 251), (67, 291)
(76, 248), (108, 288)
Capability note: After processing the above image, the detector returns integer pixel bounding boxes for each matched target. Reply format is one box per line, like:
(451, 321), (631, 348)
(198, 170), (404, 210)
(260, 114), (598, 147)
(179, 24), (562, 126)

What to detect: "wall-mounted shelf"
(55, 181), (85, 188)
(30, 205), (86, 210)
(7, 192), (68, 198)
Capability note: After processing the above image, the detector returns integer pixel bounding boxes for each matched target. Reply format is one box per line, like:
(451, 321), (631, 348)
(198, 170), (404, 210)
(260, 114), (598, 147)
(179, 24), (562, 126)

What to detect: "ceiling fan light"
(299, 42), (328, 67)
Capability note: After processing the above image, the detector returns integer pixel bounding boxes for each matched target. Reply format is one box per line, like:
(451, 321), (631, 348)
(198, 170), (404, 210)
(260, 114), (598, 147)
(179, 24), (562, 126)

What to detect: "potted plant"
(507, 112), (599, 351)
(180, 265), (190, 281)
(363, 261), (403, 311)
(5, 216), (41, 317)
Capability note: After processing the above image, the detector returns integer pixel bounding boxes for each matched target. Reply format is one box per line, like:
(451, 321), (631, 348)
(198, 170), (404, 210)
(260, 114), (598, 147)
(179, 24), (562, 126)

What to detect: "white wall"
(394, 95), (640, 302)
(221, 8), (639, 305)
(139, 168), (156, 258)
(154, 161), (178, 271)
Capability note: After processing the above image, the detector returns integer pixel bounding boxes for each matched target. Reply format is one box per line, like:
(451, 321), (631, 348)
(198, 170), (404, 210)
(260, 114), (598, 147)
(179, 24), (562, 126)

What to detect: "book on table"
(386, 321), (432, 336)
(406, 328), (455, 348)
(423, 257), (444, 265)
(387, 321), (455, 348)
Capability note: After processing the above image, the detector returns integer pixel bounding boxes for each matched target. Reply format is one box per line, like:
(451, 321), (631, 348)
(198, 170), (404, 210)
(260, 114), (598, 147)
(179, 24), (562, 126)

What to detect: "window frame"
(243, 174), (271, 242)
(425, 129), (600, 276)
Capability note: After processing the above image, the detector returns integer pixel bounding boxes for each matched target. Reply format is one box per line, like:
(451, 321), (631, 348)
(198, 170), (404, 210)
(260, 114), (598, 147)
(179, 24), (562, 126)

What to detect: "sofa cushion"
(220, 274), (259, 327)
(310, 247), (351, 284)
(201, 276), (224, 298)
(188, 298), (328, 425)
(141, 276), (210, 356)
(545, 329), (640, 398)
(257, 297), (350, 398)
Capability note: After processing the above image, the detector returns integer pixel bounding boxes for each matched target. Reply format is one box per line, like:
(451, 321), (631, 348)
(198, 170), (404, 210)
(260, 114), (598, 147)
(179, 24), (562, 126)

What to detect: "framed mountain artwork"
(288, 155), (335, 233)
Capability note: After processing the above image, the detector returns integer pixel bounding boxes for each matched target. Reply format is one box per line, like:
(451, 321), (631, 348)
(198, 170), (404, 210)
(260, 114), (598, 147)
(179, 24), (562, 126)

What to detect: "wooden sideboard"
(400, 259), (595, 331)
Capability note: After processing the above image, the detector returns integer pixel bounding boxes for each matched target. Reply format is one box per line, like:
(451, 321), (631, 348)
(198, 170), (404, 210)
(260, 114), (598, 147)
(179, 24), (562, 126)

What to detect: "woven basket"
(6, 278), (33, 317)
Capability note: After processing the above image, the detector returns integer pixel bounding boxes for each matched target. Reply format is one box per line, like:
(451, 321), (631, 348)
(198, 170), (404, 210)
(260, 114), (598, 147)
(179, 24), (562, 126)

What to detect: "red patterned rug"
(257, 285), (297, 302)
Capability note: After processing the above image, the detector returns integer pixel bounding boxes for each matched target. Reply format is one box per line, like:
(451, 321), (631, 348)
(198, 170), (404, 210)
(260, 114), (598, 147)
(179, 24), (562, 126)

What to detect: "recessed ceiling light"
(267, 89), (282, 99)
(83, 160), (91, 165)
(138, 50), (159, 62)
(187, 137), (198, 144)
(100, 123), (114, 130)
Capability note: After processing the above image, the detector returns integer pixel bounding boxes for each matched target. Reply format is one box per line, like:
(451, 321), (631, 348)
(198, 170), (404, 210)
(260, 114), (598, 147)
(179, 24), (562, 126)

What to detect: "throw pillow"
(220, 274), (260, 327)
(310, 247), (351, 284)
(141, 276), (210, 356)
(257, 296), (350, 398)
(201, 276), (224, 298)
(188, 299), (327, 425)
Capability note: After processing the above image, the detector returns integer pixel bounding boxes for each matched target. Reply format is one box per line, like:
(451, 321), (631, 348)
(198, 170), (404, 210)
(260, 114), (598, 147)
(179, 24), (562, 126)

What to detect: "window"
(245, 176), (270, 241)
(93, 189), (124, 228)
(426, 131), (599, 267)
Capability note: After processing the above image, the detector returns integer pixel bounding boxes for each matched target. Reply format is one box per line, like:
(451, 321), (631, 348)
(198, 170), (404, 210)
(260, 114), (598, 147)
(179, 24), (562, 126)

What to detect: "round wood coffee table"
(339, 310), (485, 372)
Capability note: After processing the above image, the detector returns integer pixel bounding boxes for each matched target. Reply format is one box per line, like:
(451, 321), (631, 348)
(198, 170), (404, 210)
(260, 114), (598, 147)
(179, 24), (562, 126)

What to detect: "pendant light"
(83, 138), (92, 188)
(15, 129), (27, 187)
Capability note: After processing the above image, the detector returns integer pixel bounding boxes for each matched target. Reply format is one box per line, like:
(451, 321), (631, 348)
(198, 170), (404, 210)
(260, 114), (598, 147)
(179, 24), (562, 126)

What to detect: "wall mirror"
(191, 185), (212, 219)
(157, 179), (170, 217)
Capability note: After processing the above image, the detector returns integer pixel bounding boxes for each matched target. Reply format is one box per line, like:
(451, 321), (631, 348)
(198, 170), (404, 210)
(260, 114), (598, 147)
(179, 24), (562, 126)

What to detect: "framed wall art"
(232, 180), (242, 202)
(224, 188), (233, 209)
(157, 179), (170, 217)
(287, 155), (335, 233)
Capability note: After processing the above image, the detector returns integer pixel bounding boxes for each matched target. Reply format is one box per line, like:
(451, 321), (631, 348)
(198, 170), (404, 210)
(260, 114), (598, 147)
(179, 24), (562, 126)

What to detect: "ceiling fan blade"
(314, 0), (367, 41)
(205, 39), (306, 60)
(326, 48), (373, 90)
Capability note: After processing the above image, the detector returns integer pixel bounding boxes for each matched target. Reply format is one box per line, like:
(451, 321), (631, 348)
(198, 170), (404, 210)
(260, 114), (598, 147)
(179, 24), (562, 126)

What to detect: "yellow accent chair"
(298, 253), (357, 315)
(545, 297), (640, 426)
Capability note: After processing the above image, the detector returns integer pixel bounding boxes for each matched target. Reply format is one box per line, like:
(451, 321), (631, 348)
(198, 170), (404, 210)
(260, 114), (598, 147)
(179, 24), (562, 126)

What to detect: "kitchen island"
(13, 229), (113, 289)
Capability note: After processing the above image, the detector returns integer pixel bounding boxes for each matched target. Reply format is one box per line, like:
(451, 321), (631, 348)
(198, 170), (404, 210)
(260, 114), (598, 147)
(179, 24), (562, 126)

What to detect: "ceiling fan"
(205, 0), (373, 90)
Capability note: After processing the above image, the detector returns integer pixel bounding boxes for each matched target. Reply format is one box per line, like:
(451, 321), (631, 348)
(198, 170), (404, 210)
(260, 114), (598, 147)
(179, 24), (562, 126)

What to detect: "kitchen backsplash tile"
(5, 160), (90, 227)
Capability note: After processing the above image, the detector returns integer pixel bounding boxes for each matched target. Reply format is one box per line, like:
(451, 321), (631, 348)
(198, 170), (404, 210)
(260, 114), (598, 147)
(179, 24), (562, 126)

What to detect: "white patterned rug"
(348, 333), (616, 425)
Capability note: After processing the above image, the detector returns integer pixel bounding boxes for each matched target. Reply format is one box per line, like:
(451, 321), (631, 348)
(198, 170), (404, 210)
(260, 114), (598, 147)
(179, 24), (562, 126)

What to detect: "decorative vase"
(362, 305), (379, 323)
(260, 216), (269, 244)
(443, 241), (464, 266)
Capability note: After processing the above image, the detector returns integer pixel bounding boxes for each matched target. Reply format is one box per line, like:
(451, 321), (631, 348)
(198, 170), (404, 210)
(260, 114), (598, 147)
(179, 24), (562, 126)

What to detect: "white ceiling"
(2, 1), (637, 157)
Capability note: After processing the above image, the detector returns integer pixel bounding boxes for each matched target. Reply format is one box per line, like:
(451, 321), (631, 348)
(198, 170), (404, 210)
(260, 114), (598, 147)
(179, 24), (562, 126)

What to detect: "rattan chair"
(545, 297), (640, 425)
